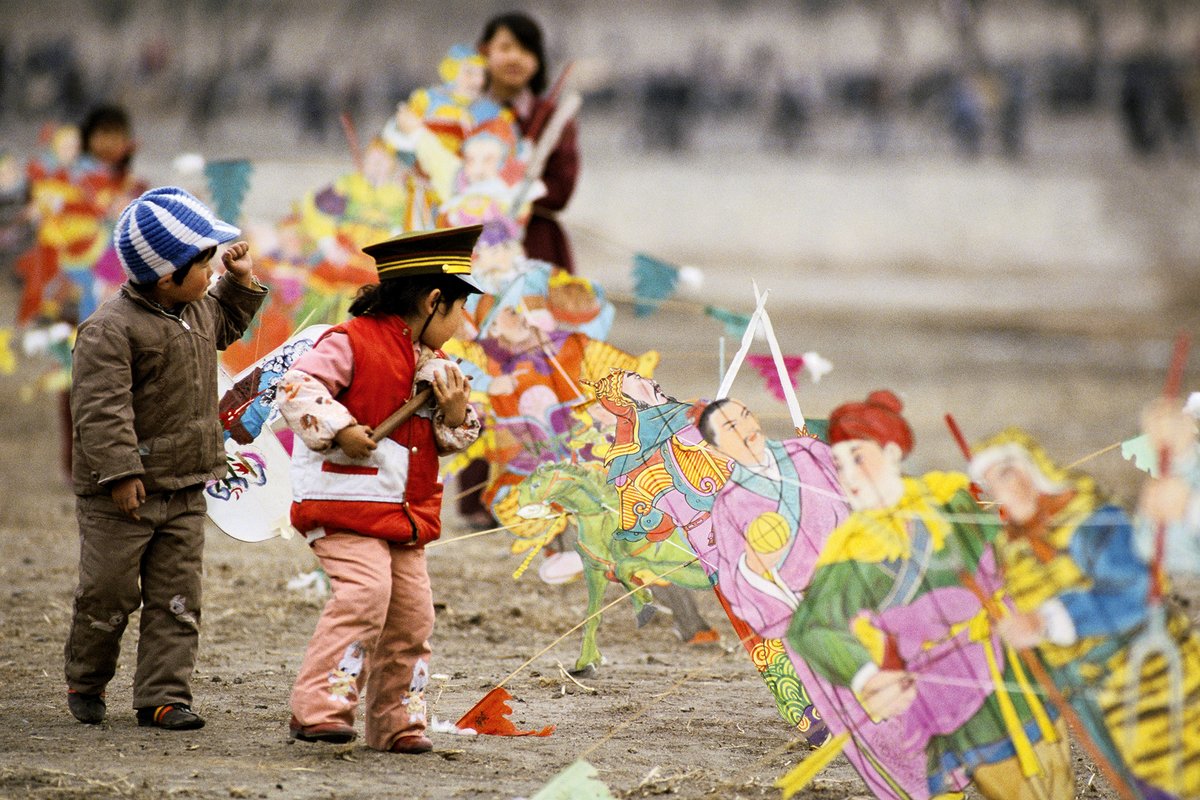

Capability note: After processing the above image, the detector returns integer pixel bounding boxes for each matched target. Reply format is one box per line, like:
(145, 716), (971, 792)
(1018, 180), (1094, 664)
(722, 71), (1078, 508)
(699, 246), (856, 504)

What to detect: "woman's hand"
(334, 423), (377, 460)
(433, 364), (470, 428)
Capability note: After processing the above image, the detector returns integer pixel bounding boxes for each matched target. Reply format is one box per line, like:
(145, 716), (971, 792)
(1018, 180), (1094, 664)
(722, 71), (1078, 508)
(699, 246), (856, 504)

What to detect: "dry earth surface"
(3, 261), (1197, 799)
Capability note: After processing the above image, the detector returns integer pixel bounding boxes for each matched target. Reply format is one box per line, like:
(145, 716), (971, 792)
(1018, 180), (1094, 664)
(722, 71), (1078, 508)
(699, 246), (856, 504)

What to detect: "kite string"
(493, 558), (698, 691)
(576, 640), (738, 763)
(424, 512), (569, 550)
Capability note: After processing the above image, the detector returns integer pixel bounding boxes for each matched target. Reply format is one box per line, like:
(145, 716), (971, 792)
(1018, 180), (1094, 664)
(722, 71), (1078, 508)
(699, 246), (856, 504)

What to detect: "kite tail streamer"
(774, 731), (849, 799)
(512, 531), (558, 580)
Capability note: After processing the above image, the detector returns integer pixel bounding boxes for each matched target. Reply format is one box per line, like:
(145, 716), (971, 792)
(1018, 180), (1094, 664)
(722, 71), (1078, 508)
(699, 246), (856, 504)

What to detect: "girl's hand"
(221, 241), (257, 288)
(433, 364), (470, 428)
(334, 423), (377, 459)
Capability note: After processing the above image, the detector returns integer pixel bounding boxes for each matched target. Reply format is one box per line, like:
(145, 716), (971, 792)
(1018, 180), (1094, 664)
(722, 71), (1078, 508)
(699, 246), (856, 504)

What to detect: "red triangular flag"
(456, 686), (554, 737)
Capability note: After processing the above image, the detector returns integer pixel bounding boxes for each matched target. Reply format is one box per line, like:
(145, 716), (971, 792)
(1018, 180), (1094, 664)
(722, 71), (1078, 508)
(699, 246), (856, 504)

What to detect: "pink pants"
(290, 532), (434, 751)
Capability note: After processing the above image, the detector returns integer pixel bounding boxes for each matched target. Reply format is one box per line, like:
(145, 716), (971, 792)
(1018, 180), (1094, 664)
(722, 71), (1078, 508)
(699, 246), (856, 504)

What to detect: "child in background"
(78, 106), (137, 185)
(65, 187), (267, 729)
(278, 225), (482, 754)
(0, 150), (32, 283)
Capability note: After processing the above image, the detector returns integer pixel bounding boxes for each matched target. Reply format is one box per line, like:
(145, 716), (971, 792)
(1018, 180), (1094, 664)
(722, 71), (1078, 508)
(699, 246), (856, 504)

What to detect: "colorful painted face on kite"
(617, 370), (670, 409)
(829, 438), (905, 511)
(487, 304), (538, 350)
(461, 133), (507, 184)
(978, 457), (1041, 524)
(703, 399), (767, 466)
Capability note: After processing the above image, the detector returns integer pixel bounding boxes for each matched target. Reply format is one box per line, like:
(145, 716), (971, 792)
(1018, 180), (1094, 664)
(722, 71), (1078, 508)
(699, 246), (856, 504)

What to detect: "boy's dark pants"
(65, 486), (206, 709)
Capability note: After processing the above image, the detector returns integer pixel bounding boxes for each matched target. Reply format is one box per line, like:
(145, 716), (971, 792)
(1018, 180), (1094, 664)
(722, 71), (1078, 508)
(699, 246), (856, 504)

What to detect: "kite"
(513, 459), (715, 674)
(786, 391), (1073, 799)
(969, 428), (1200, 799)
(206, 325), (329, 542)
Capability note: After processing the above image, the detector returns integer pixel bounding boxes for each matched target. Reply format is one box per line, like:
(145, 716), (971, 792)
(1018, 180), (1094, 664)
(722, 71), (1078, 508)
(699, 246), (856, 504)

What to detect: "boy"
(65, 186), (267, 730)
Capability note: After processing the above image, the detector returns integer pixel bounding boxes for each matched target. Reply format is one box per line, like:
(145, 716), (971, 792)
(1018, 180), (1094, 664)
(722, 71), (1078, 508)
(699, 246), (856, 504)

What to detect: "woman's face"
(483, 26), (539, 96)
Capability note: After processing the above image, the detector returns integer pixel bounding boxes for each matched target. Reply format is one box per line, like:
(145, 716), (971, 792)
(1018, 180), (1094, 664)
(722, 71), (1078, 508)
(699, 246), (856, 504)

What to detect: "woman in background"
(456, 12), (583, 529)
(478, 12), (579, 274)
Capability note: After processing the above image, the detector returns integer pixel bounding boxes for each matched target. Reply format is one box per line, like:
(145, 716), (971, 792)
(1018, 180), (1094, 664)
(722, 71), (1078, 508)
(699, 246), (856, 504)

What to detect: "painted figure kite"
(971, 428), (1200, 798)
(788, 391), (1073, 800)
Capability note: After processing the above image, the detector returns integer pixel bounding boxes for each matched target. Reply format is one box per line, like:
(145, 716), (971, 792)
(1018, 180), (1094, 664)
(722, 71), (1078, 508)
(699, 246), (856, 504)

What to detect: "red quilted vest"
(289, 314), (444, 545)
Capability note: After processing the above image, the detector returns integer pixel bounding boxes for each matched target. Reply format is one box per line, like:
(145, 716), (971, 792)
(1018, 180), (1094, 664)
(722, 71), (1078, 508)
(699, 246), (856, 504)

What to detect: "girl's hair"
(348, 274), (474, 318)
(479, 12), (548, 96)
(80, 105), (133, 174)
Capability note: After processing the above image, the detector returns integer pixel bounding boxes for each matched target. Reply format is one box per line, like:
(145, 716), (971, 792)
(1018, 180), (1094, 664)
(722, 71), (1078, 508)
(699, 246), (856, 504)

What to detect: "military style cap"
(361, 224), (485, 292)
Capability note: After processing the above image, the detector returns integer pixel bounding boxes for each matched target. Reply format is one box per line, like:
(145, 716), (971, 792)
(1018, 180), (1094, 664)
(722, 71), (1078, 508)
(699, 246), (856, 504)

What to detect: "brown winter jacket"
(70, 274), (267, 497)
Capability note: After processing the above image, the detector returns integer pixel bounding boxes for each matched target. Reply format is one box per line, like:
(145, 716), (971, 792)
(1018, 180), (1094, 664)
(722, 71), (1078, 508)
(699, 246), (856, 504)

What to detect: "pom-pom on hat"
(114, 186), (240, 284)
(828, 389), (914, 456)
(361, 224), (484, 293)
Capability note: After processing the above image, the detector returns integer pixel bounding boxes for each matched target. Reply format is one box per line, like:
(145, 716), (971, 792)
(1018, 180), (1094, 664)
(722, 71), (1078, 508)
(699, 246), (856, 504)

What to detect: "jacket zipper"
(401, 501), (420, 544)
(150, 304), (191, 331)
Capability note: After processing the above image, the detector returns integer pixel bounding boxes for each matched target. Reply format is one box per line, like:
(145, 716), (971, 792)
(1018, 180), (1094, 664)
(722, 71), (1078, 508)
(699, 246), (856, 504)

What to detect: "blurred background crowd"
(1, 0), (1197, 162)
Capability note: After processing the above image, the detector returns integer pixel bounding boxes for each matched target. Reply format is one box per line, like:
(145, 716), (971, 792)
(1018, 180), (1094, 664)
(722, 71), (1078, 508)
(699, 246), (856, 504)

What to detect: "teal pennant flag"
(204, 159), (254, 226)
(530, 760), (615, 800)
(631, 252), (679, 317)
(704, 305), (751, 338)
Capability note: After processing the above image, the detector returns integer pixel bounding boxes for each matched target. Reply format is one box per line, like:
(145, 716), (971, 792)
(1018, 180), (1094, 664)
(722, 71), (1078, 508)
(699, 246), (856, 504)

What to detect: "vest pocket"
(292, 438), (409, 503)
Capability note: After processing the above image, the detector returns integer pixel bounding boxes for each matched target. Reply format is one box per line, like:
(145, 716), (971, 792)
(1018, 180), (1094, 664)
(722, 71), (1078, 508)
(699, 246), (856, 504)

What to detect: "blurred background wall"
(1, 0), (1197, 319)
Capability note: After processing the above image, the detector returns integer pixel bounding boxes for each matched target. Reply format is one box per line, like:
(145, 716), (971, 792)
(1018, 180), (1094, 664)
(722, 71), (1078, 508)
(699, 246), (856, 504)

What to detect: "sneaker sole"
(137, 719), (206, 730)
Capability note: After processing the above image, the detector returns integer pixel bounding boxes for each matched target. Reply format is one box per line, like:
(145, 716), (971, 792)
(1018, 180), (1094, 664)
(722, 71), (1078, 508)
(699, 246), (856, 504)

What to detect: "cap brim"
(453, 273), (486, 294)
(209, 218), (241, 245)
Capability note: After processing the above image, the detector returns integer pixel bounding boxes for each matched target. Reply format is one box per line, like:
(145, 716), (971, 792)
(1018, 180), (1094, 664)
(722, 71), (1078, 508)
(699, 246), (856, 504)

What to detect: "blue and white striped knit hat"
(113, 186), (240, 284)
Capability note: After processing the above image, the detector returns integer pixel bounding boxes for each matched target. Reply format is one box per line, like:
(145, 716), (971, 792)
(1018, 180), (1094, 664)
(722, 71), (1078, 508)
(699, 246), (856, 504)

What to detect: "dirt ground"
(1, 267), (1197, 800)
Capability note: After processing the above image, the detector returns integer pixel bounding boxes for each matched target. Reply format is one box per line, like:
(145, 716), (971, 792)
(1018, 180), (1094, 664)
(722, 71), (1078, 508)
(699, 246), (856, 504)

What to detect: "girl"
(277, 225), (482, 755)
